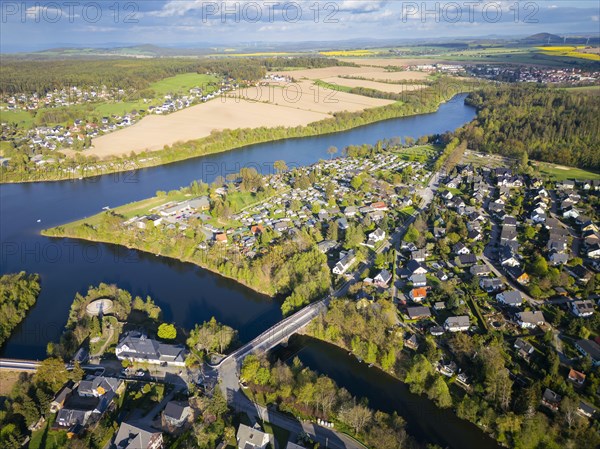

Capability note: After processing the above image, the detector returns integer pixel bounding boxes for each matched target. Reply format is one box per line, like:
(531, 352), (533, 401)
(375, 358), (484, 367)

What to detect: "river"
(277, 335), (501, 449)
(0, 94), (475, 359)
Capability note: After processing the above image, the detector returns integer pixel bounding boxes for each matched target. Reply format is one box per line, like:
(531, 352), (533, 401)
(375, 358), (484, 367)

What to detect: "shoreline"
(40, 231), (277, 298)
(0, 85), (474, 184)
(292, 332), (507, 448)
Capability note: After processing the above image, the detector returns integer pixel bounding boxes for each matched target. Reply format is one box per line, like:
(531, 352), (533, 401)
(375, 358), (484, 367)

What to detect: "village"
(20, 141), (600, 449)
(0, 77), (233, 164)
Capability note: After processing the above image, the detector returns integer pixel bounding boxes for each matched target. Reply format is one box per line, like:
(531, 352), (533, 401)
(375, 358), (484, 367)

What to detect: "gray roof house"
(112, 422), (163, 449)
(444, 316), (470, 332)
(516, 311), (546, 329)
(575, 339), (600, 366)
(162, 401), (191, 428)
(116, 333), (187, 367)
(236, 423), (271, 449)
(496, 290), (523, 307)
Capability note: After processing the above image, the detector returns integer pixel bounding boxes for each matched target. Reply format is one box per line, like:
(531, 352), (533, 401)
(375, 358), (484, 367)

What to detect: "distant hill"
(521, 33), (600, 45)
(521, 33), (563, 44)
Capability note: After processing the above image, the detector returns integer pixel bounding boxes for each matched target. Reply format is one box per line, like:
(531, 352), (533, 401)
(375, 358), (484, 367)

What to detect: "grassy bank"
(1, 79), (478, 183)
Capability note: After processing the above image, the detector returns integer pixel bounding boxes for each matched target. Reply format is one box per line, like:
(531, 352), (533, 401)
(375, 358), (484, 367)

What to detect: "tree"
(34, 357), (70, 392)
(327, 146), (338, 159)
(560, 395), (579, 428)
(427, 376), (452, 408)
(157, 323), (177, 340)
(404, 224), (420, 243)
(273, 160), (288, 174)
(350, 175), (363, 190)
(340, 403), (372, 434)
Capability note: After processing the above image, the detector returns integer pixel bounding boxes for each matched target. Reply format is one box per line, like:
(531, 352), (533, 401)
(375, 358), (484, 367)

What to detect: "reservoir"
(0, 94), (476, 359)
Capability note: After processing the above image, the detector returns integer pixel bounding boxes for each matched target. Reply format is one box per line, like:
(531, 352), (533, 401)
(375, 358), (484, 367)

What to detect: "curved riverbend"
(279, 335), (502, 449)
(0, 94), (475, 359)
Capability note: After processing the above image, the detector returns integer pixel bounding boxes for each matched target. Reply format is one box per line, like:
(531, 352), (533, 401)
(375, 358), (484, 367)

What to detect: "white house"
(571, 300), (595, 318)
(444, 316), (470, 332)
(516, 311), (546, 329)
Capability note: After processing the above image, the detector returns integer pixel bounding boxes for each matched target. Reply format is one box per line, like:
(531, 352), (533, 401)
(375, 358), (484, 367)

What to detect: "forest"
(461, 86), (600, 169)
(0, 272), (41, 347)
(0, 56), (351, 95)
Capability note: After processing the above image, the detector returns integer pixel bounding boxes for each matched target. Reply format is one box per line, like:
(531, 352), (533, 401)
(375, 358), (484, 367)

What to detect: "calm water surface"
(0, 94), (476, 359)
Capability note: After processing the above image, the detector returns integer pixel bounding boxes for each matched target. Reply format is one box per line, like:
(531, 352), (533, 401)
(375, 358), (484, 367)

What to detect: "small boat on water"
(36, 219), (41, 223)
(102, 206), (110, 211)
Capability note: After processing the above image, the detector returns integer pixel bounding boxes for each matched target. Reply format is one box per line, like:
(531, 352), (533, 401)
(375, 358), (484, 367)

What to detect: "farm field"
(321, 76), (427, 93)
(236, 81), (394, 114)
(88, 96), (330, 158)
(271, 66), (431, 82)
(89, 78), (395, 158)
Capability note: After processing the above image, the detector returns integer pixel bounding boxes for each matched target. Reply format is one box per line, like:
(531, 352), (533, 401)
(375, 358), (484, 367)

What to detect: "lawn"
(1, 108), (35, 127)
(534, 162), (600, 181)
(29, 416), (68, 449)
(148, 73), (219, 97)
(261, 420), (291, 448)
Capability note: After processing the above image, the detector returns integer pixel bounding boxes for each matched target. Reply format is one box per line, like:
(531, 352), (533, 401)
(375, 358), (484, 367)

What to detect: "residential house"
(112, 422), (163, 449)
(498, 246), (519, 269)
(410, 287), (427, 302)
(411, 249), (428, 262)
(400, 260), (427, 278)
(455, 254), (477, 267)
(567, 265), (592, 284)
(574, 339), (600, 366)
(571, 300), (595, 318)
(496, 290), (523, 307)
(162, 401), (191, 428)
(50, 381), (74, 413)
(374, 269), (392, 287)
(506, 266), (530, 285)
(364, 228), (386, 248)
(514, 338), (534, 358)
(444, 316), (470, 332)
(577, 401), (597, 419)
(541, 389), (561, 412)
(116, 333), (187, 367)
(409, 273), (427, 287)
(406, 306), (431, 320)
(549, 251), (569, 266)
(333, 251), (356, 275)
(587, 243), (600, 259)
(453, 242), (470, 255)
(470, 264), (491, 277)
(236, 424), (271, 449)
(516, 311), (546, 329)
(480, 277), (503, 293)
(567, 369), (586, 387)
(405, 333), (419, 350)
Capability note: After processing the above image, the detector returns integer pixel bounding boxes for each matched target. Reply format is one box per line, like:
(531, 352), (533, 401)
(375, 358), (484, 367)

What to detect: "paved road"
(0, 358), (41, 371)
(232, 393), (367, 449)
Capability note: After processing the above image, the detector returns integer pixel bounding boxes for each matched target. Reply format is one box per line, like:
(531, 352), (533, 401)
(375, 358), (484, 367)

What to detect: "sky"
(1, 1), (599, 52)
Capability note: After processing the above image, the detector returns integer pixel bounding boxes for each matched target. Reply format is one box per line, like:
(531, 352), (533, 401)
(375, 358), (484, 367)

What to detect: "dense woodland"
(0, 57), (351, 95)
(462, 86), (600, 169)
(0, 272), (41, 347)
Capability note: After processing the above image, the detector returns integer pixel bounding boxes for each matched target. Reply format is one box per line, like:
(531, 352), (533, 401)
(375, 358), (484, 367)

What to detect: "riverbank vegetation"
(0, 272), (41, 347)
(461, 85), (600, 169)
(240, 354), (420, 449)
